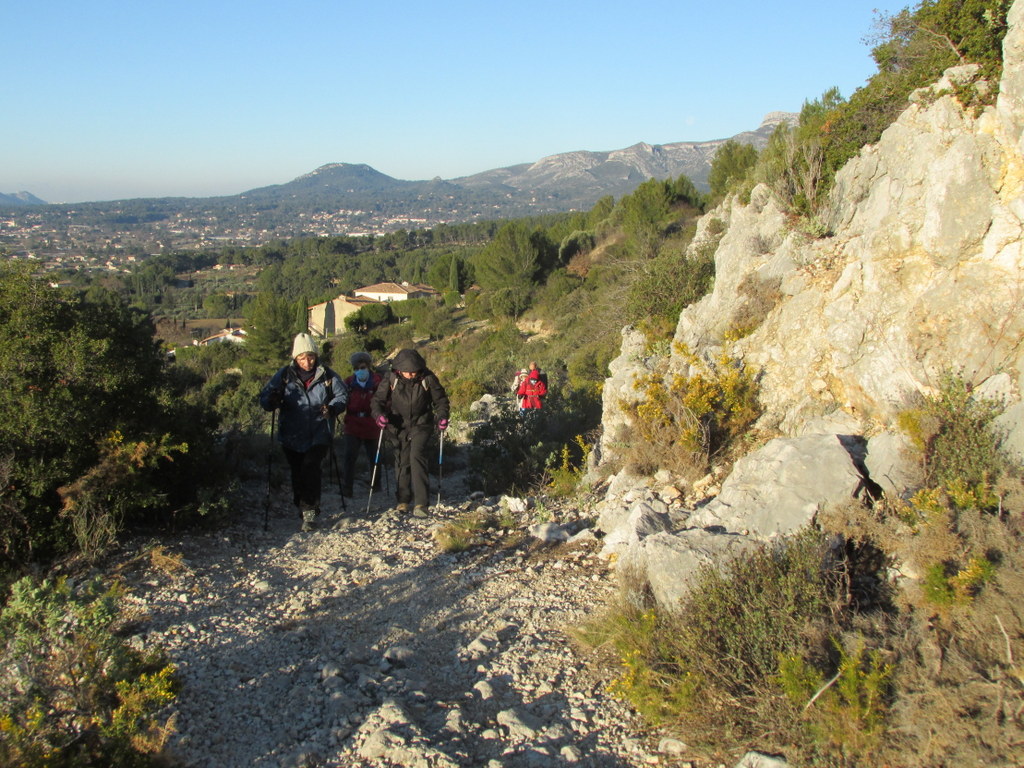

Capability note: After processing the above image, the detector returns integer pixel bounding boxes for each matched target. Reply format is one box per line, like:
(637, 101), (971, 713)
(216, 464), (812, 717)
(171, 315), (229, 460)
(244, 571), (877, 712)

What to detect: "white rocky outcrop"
(595, 0), (1024, 611)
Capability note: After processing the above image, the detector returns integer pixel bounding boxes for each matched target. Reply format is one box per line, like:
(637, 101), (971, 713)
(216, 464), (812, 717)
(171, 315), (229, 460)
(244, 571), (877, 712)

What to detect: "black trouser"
(282, 444), (328, 513)
(343, 433), (379, 490)
(389, 426), (431, 507)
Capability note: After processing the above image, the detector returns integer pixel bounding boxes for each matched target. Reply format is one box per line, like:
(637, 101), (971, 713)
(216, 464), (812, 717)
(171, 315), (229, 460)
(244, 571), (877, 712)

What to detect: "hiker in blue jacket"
(259, 333), (347, 531)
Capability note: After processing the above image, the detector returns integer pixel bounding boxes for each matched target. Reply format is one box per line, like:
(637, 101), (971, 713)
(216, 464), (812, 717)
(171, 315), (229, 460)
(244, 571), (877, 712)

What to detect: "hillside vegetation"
(0, 0), (1017, 764)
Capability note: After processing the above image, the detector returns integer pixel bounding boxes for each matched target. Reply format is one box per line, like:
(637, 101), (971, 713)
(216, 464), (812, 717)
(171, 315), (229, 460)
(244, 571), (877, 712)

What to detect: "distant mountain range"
(0, 113), (795, 248)
(452, 111), (795, 207)
(0, 191), (47, 207)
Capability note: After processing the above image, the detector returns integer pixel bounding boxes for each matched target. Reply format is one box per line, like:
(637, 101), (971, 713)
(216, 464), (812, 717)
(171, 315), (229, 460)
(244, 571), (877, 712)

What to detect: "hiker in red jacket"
(341, 351), (382, 497)
(516, 367), (547, 412)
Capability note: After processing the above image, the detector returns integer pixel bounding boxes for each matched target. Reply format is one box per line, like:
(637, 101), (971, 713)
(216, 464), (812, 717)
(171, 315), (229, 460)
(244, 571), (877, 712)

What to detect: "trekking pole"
(329, 415), (348, 512)
(263, 409), (276, 531)
(436, 429), (445, 507)
(328, 430), (347, 512)
(366, 429), (386, 515)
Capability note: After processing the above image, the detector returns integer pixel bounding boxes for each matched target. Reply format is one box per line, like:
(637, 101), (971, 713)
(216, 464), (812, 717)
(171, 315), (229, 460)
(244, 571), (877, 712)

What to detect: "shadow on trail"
(145, 473), (638, 768)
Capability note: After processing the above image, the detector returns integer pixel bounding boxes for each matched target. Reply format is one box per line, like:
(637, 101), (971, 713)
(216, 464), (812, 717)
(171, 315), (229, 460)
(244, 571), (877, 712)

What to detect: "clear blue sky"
(2, 0), (904, 204)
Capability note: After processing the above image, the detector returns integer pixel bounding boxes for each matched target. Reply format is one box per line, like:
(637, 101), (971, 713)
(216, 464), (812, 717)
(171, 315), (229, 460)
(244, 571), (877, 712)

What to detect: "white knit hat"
(291, 333), (318, 359)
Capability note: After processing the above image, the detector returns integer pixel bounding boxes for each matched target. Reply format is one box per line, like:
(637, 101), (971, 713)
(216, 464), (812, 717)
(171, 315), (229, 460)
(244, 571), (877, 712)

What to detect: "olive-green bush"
(0, 576), (178, 766)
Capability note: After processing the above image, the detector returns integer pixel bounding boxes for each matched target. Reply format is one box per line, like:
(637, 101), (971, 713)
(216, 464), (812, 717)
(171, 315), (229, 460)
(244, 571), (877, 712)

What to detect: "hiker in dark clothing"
(259, 333), (347, 531)
(371, 348), (449, 518)
(341, 350), (382, 497)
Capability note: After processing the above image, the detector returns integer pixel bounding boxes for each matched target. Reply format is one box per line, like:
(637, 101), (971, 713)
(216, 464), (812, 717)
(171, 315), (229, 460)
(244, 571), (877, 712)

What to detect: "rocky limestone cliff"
(594, 0), (1024, 609)
(457, 113), (796, 200)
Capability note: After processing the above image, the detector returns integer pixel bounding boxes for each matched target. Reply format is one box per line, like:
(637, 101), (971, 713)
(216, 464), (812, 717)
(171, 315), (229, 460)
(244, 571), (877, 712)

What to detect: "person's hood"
(350, 351), (372, 368)
(392, 348), (426, 373)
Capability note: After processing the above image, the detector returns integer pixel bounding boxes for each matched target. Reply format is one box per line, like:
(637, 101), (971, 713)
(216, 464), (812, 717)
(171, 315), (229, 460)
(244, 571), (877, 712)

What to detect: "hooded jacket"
(259, 362), (347, 452)
(371, 349), (449, 431)
(517, 375), (547, 410)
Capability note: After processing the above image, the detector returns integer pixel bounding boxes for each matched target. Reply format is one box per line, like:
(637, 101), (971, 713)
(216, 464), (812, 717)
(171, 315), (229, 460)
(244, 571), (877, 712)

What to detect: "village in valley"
(0, 202), (438, 269)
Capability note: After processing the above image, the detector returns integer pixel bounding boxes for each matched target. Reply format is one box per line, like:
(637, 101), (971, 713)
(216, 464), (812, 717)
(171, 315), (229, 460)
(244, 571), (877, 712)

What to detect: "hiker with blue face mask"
(341, 351), (383, 498)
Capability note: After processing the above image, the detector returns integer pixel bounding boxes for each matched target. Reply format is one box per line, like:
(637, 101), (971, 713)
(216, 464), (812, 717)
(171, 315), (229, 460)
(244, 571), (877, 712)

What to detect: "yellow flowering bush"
(626, 345), (760, 476)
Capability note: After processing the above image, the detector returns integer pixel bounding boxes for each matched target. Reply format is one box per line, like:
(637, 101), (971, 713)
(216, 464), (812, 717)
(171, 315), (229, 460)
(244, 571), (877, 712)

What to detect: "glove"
(320, 404), (332, 419)
(437, 418), (449, 431)
(267, 390), (283, 410)
(376, 415), (388, 428)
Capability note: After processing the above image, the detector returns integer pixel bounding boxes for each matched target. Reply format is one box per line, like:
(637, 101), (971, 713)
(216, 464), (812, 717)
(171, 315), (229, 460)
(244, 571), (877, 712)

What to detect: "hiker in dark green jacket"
(370, 348), (449, 517)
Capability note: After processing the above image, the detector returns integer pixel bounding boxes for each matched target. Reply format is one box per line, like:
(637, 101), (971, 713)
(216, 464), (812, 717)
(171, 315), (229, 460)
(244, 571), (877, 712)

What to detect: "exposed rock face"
(596, 327), (650, 470)
(596, 0), (1024, 611)
(687, 434), (869, 537)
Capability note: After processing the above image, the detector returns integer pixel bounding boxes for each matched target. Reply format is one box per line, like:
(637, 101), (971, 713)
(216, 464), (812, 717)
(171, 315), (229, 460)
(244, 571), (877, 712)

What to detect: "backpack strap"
(389, 374), (430, 393)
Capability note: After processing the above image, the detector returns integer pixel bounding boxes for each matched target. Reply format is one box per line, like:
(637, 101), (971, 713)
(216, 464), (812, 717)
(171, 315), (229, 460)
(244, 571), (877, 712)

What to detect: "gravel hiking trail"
(117, 455), (689, 768)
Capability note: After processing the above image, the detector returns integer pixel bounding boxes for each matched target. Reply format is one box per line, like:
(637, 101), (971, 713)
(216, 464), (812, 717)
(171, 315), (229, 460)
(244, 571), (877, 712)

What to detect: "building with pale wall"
(307, 295), (380, 337)
(354, 281), (438, 303)
(307, 281), (440, 337)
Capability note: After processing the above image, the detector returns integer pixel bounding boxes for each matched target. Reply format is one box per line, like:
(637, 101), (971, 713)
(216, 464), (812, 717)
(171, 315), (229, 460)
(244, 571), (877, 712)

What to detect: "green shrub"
(777, 639), (893, 763)
(544, 435), (591, 497)
(558, 230), (595, 263)
(469, 404), (553, 494)
(57, 431), (188, 562)
(625, 249), (715, 340)
(816, 364), (1024, 766)
(922, 555), (996, 607)
(898, 371), (1004, 504)
(708, 139), (759, 202)
(0, 266), (226, 574)
(0, 576), (178, 766)
(469, 385), (599, 494)
(407, 299), (456, 340)
(583, 530), (852, 749)
(343, 301), (394, 333)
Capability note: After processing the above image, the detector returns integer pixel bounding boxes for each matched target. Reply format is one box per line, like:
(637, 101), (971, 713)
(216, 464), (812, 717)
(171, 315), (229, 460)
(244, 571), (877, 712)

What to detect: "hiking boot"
(412, 505), (428, 518)
(395, 503), (409, 513)
(301, 507), (317, 531)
